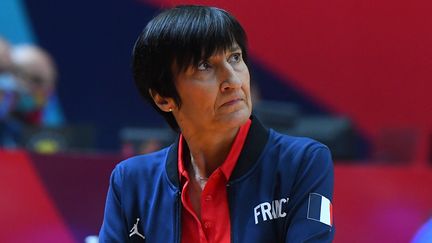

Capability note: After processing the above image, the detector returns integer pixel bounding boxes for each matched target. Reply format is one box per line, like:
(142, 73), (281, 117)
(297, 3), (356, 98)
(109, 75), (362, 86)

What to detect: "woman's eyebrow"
(229, 45), (241, 52)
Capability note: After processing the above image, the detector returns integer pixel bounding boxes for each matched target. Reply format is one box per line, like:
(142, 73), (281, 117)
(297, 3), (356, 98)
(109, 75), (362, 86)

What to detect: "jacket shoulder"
(114, 146), (171, 179)
(268, 129), (330, 155)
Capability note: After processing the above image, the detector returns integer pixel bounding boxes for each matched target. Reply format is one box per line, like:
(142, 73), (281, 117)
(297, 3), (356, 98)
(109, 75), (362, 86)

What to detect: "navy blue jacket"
(99, 118), (335, 242)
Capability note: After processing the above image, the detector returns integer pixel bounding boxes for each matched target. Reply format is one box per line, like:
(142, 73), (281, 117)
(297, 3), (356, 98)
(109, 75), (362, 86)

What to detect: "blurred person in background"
(1, 40), (63, 149)
(0, 37), (20, 147)
(10, 44), (58, 126)
(100, 5), (334, 243)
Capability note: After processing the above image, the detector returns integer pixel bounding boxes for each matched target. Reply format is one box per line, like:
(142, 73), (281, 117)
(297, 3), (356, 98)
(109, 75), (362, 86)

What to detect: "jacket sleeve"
(99, 165), (129, 242)
(285, 145), (335, 242)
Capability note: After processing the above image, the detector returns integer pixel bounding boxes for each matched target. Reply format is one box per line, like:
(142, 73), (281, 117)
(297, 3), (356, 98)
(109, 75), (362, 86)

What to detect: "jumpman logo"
(129, 218), (145, 239)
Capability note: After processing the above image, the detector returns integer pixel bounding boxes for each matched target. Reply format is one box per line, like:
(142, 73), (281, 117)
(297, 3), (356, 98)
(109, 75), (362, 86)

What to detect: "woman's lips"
(222, 98), (243, 107)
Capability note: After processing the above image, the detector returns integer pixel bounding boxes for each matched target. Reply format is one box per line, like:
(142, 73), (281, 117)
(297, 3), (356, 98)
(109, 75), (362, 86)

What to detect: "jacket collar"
(165, 116), (270, 188)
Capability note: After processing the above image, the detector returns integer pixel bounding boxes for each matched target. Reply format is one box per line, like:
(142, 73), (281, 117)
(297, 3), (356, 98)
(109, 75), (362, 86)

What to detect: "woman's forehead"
(201, 42), (241, 58)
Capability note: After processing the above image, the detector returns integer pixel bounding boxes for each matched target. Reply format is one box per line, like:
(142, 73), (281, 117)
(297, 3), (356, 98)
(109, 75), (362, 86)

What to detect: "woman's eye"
(228, 53), (242, 63)
(197, 61), (211, 71)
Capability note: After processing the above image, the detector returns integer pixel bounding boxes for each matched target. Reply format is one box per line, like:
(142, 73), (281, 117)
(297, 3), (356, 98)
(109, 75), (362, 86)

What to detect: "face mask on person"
(15, 91), (41, 113)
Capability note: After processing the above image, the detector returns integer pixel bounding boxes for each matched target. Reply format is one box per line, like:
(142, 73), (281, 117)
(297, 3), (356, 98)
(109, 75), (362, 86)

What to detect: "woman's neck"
(182, 126), (239, 178)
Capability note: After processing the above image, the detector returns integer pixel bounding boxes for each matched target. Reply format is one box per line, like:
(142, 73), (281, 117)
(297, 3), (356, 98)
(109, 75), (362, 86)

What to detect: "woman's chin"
(217, 108), (251, 127)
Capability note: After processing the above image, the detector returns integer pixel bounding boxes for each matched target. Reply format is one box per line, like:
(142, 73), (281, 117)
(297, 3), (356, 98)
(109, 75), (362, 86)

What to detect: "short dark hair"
(132, 5), (249, 132)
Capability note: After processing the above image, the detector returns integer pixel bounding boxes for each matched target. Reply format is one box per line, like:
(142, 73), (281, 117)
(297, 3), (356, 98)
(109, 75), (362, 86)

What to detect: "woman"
(100, 5), (334, 243)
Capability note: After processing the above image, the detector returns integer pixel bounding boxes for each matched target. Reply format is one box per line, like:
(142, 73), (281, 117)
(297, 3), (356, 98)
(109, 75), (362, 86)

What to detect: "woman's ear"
(149, 89), (175, 112)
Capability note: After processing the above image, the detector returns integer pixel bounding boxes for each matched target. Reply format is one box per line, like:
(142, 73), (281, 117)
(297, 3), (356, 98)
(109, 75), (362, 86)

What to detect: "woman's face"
(172, 44), (252, 135)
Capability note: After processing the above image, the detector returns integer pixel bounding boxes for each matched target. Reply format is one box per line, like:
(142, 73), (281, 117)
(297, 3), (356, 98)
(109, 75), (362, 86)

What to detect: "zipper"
(226, 183), (234, 243)
(176, 191), (182, 243)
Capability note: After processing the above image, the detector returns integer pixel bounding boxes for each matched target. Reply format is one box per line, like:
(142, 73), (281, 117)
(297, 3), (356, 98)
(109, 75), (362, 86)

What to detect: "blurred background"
(0, 0), (431, 242)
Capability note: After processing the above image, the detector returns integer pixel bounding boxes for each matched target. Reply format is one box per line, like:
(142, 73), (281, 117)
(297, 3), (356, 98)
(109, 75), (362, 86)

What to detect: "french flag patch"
(307, 193), (333, 227)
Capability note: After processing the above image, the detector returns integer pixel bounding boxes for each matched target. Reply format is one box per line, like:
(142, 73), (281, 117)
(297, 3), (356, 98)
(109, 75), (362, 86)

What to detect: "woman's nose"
(220, 64), (242, 91)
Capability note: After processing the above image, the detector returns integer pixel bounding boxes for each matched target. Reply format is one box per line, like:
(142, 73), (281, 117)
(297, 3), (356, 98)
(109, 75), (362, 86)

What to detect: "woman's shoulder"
(268, 129), (329, 154)
(264, 130), (334, 188)
(113, 146), (171, 177)
(265, 129), (333, 174)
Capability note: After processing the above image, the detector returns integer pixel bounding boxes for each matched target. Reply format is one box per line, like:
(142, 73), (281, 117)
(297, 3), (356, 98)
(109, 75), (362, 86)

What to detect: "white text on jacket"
(254, 197), (290, 224)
